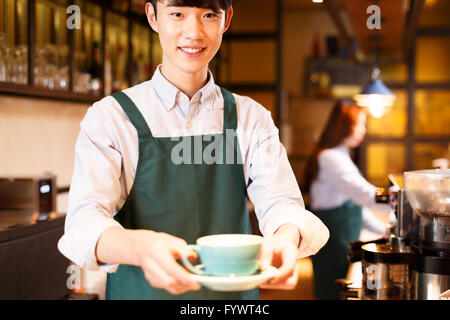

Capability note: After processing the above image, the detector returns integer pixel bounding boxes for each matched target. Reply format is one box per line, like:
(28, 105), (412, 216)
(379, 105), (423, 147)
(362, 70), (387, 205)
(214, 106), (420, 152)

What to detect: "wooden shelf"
(0, 82), (102, 103)
(0, 0), (151, 104)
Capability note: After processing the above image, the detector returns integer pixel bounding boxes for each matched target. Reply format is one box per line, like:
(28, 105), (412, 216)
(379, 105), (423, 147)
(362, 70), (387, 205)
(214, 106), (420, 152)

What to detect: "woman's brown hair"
(303, 100), (365, 193)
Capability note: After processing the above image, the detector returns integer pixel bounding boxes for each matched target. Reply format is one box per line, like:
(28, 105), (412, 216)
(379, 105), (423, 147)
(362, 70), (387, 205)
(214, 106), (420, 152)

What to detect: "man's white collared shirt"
(58, 66), (329, 272)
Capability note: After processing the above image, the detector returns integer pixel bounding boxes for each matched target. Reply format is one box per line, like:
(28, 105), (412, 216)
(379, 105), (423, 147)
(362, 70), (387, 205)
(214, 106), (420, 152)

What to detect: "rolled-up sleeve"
(246, 110), (329, 258)
(57, 106), (124, 273)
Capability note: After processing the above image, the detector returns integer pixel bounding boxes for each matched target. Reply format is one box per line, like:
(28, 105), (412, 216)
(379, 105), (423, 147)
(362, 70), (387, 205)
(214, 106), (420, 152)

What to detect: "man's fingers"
(138, 232), (202, 295)
(157, 249), (201, 290)
(260, 261), (300, 290)
(144, 255), (200, 294)
(142, 258), (177, 290)
(269, 247), (298, 284)
(258, 241), (274, 271)
(170, 238), (197, 260)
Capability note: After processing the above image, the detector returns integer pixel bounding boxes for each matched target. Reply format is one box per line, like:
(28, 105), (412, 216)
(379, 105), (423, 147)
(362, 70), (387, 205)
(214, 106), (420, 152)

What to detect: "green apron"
(311, 200), (363, 300)
(105, 87), (259, 300)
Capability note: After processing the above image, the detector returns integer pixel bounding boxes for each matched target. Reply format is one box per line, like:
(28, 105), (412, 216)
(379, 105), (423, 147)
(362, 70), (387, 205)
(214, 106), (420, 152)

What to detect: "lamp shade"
(354, 70), (395, 118)
(360, 79), (394, 96)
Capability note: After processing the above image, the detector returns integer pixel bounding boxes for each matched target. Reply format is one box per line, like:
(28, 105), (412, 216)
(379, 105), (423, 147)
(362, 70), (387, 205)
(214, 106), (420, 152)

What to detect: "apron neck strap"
(112, 91), (153, 138)
(220, 87), (238, 131)
(112, 87), (238, 139)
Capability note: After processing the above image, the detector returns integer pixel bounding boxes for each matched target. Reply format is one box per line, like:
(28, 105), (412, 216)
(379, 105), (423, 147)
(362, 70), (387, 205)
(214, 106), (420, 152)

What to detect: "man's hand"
(134, 230), (201, 295)
(258, 224), (301, 290)
(96, 227), (201, 295)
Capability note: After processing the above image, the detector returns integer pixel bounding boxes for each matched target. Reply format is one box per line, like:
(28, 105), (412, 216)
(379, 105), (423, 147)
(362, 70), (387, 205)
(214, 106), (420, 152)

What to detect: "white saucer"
(189, 267), (280, 292)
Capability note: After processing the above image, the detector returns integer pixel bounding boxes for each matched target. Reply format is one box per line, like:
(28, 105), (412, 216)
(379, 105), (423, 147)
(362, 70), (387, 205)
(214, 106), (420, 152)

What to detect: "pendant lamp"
(354, 32), (395, 118)
(354, 67), (395, 118)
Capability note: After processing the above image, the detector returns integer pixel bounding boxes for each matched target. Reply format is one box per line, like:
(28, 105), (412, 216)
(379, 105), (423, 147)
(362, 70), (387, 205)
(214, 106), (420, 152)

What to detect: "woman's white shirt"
(310, 145), (390, 234)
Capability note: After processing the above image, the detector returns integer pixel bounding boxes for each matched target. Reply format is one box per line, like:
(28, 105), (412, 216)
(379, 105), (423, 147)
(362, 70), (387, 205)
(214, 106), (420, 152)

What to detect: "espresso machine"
(338, 169), (450, 300)
(0, 174), (57, 228)
(0, 174), (72, 299)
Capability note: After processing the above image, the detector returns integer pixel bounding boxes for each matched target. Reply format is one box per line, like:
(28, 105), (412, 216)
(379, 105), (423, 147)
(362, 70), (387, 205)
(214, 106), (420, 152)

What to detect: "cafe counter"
(0, 211), (70, 299)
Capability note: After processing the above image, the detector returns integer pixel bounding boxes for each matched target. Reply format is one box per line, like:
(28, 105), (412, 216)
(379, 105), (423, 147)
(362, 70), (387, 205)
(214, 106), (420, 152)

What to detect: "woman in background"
(304, 100), (392, 300)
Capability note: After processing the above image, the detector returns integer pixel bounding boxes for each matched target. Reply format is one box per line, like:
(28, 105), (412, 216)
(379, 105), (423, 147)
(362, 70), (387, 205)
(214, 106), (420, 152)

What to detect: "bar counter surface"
(0, 211), (70, 299)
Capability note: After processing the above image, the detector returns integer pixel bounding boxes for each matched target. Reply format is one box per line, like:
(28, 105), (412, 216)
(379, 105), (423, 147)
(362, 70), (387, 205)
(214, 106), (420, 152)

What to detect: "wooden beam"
(27, 0), (35, 86)
(223, 32), (278, 41)
(223, 83), (277, 92)
(127, 0), (133, 87)
(416, 26), (450, 37)
(276, 0), (283, 132)
(67, 0), (75, 92)
(101, 0), (106, 95)
(324, 0), (357, 62)
(403, 0), (425, 62)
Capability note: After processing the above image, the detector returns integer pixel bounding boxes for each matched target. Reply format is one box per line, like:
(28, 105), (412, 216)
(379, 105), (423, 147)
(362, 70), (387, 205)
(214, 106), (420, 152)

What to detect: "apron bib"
(105, 87), (259, 300)
(311, 200), (363, 300)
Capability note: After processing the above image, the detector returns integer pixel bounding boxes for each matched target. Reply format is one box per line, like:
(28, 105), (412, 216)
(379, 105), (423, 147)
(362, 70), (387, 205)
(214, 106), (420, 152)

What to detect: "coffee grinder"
(404, 169), (450, 300)
(339, 170), (449, 300)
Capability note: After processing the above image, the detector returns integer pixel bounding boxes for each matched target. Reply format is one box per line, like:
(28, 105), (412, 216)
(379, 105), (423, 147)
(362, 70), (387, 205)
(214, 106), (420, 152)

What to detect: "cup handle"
(181, 244), (205, 275)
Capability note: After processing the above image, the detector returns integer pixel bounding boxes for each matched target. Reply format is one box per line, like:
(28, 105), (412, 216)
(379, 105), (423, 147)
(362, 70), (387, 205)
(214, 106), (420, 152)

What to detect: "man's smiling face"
(146, 0), (233, 76)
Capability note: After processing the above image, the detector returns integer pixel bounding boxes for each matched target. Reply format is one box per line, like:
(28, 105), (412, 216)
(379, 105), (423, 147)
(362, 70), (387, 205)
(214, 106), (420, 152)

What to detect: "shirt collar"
(336, 144), (350, 154)
(151, 65), (179, 111)
(151, 65), (216, 111)
(199, 72), (216, 110)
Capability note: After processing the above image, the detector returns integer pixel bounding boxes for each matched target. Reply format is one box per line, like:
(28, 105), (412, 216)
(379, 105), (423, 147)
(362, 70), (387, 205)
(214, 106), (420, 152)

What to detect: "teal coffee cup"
(182, 234), (263, 277)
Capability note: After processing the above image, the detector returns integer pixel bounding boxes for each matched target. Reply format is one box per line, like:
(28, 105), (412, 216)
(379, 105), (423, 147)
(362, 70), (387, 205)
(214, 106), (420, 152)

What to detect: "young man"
(58, 0), (329, 300)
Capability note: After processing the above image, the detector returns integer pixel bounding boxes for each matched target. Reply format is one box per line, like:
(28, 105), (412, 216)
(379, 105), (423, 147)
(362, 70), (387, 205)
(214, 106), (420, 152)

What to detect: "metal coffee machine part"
(338, 174), (420, 300)
(376, 174), (420, 248)
(342, 170), (450, 300)
(358, 175), (420, 300)
(404, 169), (450, 300)
(361, 243), (416, 300)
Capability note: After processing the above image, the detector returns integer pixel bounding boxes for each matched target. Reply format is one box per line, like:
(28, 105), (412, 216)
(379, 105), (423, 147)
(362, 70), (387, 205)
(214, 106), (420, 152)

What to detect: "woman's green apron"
(311, 200), (362, 300)
(105, 88), (259, 300)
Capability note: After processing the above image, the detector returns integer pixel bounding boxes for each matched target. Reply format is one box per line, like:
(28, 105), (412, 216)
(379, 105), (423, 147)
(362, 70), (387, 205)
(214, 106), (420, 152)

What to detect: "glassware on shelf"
(114, 44), (127, 91)
(73, 70), (91, 94)
(131, 23), (151, 86)
(73, 49), (101, 95)
(72, 1), (103, 95)
(33, 0), (70, 91)
(0, 32), (9, 82)
(4, 45), (28, 85)
(88, 41), (103, 95)
(33, 45), (48, 88)
(0, 32), (28, 85)
(104, 49), (112, 95)
(56, 65), (69, 90)
(56, 44), (69, 90)
(107, 10), (129, 92)
(33, 43), (69, 90)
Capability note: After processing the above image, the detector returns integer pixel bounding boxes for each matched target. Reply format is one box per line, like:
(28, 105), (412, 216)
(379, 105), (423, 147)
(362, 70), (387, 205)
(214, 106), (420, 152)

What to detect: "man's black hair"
(149, 0), (233, 18)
